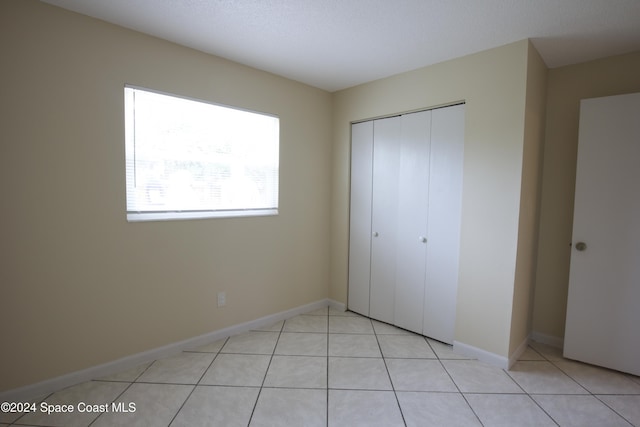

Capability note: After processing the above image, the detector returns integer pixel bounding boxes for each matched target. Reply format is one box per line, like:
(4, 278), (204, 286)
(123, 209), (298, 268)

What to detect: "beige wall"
(509, 43), (548, 355)
(0, 0), (332, 392)
(532, 52), (640, 340)
(331, 40), (535, 358)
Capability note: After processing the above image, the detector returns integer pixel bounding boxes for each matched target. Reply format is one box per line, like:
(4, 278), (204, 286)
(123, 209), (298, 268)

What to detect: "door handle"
(373, 231), (379, 237)
(575, 242), (587, 251)
(419, 236), (427, 243)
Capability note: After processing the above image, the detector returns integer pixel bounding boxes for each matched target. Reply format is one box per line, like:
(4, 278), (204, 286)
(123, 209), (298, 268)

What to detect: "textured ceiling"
(41, 0), (640, 92)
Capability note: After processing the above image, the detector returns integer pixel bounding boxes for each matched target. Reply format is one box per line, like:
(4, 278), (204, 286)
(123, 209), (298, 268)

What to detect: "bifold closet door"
(369, 116), (401, 325)
(393, 110), (431, 334)
(423, 104), (465, 344)
(347, 104), (464, 343)
(347, 121), (374, 317)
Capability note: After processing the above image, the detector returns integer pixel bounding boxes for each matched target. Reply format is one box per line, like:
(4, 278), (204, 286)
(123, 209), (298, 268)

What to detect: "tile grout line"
(87, 359), (158, 427)
(246, 315), (286, 426)
(501, 344), (637, 426)
(373, 317), (408, 427)
(536, 349), (591, 395)
(591, 395), (637, 427)
(326, 308), (330, 427)
(519, 344), (639, 426)
(428, 337), (485, 427)
(7, 389), (54, 426)
(535, 344), (639, 425)
(503, 353), (561, 427)
(15, 359), (158, 427)
(165, 337), (229, 426)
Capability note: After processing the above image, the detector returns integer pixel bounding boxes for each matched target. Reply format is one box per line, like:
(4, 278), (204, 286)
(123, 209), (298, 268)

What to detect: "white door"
(423, 104), (465, 344)
(394, 110), (431, 333)
(369, 116), (401, 324)
(347, 121), (374, 316)
(564, 92), (640, 376)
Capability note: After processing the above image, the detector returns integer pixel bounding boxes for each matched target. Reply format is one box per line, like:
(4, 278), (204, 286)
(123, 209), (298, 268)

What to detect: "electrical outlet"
(217, 291), (226, 307)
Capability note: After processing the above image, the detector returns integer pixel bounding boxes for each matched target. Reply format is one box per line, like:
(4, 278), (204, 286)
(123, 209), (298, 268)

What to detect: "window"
(124, 86), (279, 221)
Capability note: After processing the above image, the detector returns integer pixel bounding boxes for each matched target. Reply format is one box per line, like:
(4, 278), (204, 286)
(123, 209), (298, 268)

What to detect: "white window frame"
(124, 86), (279, 222)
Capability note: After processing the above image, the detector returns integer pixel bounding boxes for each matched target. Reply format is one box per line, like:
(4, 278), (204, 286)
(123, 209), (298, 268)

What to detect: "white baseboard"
(508, 335), (530, 369)
(530, 331), (564, 349)
(0, 298), (335, 402)
(454, 334), (556, 371)
(453, 340), (510, 370)
(328, 299), (346, 312)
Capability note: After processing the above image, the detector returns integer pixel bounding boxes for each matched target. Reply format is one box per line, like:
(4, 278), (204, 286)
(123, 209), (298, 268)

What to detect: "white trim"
(530, 331), (564, 349)
(507, 335), (530, 369)
(0, 299), (332, 402)
(127, 208), (278, 222)
(124, 83), (280, 119)
(328, 299), (347, 312)
(453, 341), (510, 370)
(453, 334), (561, 371)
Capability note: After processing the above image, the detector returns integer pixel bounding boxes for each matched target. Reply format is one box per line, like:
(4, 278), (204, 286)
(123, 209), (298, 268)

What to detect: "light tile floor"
(3, 307), (640, 426)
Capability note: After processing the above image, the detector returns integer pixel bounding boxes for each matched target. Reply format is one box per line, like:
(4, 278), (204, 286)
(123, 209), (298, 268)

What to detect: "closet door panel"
(369, 116), (401, 324)
(348, 121), (374, 316)
(394, 110), (431, 333)
(424, 104), (465, 344)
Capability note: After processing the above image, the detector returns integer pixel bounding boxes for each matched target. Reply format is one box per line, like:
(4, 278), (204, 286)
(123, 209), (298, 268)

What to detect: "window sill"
(126, 209), (278, 222)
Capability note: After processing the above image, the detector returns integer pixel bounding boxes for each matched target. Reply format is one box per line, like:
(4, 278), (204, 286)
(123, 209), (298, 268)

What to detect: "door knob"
(373, 232), (379, 237)
(575, 242), (587, 251)
(419, 236), (427, 243)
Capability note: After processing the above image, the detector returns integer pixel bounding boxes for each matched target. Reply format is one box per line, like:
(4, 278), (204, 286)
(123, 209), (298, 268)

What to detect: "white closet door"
(564, 92), (640, 376)
(348, 121), (374, 316)
(424, 104), (465, 344)
(394, 110), (431, 333)
(369, 116), (401, 324)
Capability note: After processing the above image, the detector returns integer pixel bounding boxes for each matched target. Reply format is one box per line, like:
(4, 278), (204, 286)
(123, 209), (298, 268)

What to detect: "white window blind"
(124, 86), (279, 221)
